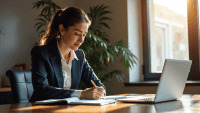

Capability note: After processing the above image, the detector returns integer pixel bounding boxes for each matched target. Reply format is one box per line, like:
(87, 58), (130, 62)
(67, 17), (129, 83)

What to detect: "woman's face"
(59, 22), (89, 51)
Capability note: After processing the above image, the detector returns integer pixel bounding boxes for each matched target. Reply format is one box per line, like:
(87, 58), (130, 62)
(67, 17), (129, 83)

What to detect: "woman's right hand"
(80, 86), (104, 99)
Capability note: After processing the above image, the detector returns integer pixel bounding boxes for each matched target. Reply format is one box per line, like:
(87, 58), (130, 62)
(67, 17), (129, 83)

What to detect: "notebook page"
(35, 97), (80, 104)
(68, 99), (116, 105)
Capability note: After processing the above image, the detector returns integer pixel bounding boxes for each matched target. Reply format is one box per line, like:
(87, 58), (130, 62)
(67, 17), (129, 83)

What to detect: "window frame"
(142, 0), (200, 80)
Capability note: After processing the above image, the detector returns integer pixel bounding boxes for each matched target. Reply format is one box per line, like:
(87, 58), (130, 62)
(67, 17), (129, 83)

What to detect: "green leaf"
(99, 52), (104, 64)
(102, 38), (110, 43)
(37, 2), (43, 9)
(98, 5), (109, 15)
(98, 17), (112, 22)
(52, 5), (56, 13)
(39, 30), (46, 35)
(41, 6), (48, 15)
(32, 1), (44, 9)
(99, 22), (110, 29)
(93, 5), (99, 19)
(89, 7), (93, 19)
(39, 14), (48, 20)
(48, 6), (51, 16)
(42, 1), (45, 7)
(35, 18), (47, 23)
(99, 11), (112, 17)
(32, 1), (40, 9)
(96, 4), (105, 13)
(34, 22), (46, 28)
(114, 46), (118, 53)
(36, 24), (44, 32)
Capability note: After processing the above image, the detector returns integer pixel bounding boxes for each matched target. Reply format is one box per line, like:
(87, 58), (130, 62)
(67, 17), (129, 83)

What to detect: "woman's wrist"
(80, 90), (84, 99)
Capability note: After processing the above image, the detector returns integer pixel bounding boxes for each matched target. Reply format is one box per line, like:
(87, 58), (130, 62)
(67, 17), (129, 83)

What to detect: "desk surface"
(0, 87), (11, 92)
(0, 94), (200, 113)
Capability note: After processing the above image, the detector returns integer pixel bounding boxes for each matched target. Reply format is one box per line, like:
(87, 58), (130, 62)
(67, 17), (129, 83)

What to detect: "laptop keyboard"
(139, 98), (154, 102)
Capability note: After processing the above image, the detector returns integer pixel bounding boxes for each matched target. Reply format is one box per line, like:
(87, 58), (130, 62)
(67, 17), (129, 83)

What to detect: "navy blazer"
(30, 39), (106, 102)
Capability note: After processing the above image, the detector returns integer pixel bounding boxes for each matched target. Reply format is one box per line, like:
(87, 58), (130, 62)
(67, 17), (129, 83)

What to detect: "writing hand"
(80, 86), (104, 99)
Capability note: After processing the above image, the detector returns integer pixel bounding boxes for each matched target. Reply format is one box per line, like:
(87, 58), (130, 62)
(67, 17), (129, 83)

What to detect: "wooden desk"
(0, 94), (199, 113)
(0, 87), (11, 92)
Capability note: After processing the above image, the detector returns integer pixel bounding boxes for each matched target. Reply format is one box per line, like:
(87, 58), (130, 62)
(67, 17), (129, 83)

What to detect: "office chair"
(6, 70), (34, 103)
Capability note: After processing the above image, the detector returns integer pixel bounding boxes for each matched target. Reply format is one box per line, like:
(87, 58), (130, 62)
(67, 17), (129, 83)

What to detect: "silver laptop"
(117, 59), (192, 103)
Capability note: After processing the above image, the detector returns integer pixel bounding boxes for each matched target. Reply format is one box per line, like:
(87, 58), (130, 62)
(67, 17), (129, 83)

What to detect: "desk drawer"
(0, 93), (6, 105)
(0, 92), (13, 105)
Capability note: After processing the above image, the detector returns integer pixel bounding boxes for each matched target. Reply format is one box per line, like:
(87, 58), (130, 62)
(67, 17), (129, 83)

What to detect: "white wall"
(0, 0), (75, 86)
(0, 0), (38, 86)
(128, 0), (143, 82)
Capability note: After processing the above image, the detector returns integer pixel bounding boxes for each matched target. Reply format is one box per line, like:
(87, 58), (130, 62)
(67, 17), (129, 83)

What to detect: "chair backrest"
(6, 70), (34, 103)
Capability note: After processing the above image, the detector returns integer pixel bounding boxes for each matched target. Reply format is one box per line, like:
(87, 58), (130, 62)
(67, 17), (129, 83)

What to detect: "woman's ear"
(59, 24), (64, 35)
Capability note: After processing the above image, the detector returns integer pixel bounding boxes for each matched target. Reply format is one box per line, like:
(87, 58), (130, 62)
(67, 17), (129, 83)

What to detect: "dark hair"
(40, 7), (91, 45)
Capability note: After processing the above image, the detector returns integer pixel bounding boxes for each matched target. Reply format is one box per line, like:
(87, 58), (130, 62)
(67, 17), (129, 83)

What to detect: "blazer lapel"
(49, 39), (64, 88)
(51, 56), (64, 88)
(71, 59), (80, 89)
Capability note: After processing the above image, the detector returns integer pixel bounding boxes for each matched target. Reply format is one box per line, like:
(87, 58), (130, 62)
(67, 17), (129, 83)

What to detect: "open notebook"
(35, 97), (116, 106)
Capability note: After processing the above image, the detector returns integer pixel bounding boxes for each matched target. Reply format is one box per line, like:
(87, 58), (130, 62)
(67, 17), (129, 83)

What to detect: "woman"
(30, 7), (106, 102)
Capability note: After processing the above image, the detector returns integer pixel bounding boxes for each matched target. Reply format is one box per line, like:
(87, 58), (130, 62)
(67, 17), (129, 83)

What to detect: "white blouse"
(57, 40), (82, 98)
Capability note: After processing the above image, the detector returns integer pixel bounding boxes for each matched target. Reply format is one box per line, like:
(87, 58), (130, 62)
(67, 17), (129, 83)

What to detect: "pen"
(91, 80), (105, 99)
(91, 80), (97, 87)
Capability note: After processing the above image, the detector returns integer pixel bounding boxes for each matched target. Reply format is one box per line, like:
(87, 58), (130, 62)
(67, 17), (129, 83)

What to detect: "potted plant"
(32, 0), (138, 87)
(32, 0), (61, 46)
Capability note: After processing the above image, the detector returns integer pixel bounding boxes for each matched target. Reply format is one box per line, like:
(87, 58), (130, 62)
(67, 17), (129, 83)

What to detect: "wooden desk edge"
(0, 87), (11, 92)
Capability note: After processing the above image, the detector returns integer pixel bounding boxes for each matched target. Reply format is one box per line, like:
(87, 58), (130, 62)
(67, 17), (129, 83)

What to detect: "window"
(142, 0), (200, 80)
